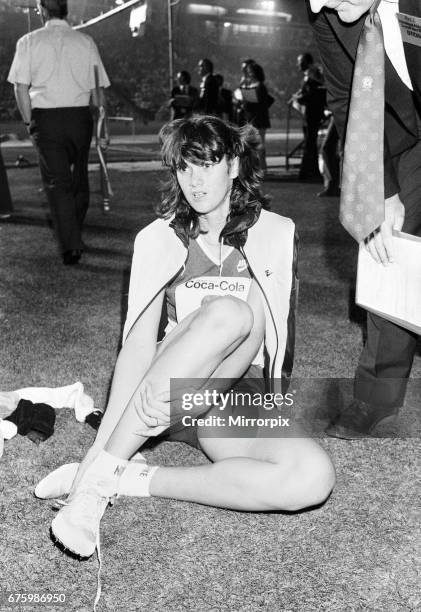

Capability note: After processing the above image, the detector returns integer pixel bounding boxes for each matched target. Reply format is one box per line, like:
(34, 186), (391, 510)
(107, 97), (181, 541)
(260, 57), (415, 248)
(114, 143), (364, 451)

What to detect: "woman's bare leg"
(149, 433), (335, 511)
(67, 295), (258, 498)
(104, 296), (255, 459)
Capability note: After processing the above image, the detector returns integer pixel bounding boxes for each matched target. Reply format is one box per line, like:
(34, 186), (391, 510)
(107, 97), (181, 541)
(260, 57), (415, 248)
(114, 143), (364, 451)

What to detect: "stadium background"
(0, 0), (318, 129)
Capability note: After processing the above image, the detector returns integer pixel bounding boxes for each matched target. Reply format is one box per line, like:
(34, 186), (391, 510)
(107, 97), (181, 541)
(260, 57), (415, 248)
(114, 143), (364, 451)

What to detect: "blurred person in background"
(292, 52), (326, 182)
(8, 0), (110, 265)
(215, 74), (233, 123)
(169, 70), (199, 120)
(197, 58), (219, 116)
(234, 60), (273, 172)
(318, 114), (341, 197)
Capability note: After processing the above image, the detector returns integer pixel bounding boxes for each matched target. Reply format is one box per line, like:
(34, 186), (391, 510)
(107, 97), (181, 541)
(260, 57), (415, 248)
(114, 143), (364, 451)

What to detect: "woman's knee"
(273, 446), (336, 512)
(300, 450), (336, 510)
(198, 296), (254, 339)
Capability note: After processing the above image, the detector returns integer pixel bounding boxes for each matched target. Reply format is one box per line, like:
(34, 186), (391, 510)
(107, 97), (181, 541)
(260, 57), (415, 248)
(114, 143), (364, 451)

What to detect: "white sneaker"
(35, 463), (79, 499)
(51, 481), (115, 558)
(35, 453), (146, 500)
(50, 450), (127, 558)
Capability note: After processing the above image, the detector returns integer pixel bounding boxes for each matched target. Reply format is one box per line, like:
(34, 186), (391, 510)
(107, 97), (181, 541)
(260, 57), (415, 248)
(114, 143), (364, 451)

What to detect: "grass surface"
(0, 164), (420, 612)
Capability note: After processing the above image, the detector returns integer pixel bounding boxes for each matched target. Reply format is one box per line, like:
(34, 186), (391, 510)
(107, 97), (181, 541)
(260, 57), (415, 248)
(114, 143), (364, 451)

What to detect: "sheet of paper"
(240, 87), (259, 103)
(356, 231), (421, 334)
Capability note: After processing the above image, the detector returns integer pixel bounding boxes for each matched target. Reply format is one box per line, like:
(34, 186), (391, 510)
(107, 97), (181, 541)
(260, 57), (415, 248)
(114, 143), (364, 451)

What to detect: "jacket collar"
(45, 19), (70, 28)
(169, 201), (263, 250)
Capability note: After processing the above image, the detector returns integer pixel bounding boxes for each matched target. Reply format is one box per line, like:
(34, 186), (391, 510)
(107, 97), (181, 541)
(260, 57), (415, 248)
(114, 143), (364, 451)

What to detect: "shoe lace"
(52, 485), (114, 612)
(94, 530), (102, 612)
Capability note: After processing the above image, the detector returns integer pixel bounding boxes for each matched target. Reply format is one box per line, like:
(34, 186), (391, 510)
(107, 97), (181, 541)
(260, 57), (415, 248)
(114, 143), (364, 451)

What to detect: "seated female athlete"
(39, 115), (335, 558)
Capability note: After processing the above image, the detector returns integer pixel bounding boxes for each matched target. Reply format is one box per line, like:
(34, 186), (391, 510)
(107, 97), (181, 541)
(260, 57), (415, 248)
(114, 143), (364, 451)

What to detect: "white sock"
(94, 449), (128, 474)
(119, 463), (159, 497)
(81, 450), (129, 497)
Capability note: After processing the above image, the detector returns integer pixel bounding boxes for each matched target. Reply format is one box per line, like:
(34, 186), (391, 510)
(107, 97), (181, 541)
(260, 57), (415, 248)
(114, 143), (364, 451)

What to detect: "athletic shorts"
(157, 364), (266, 450)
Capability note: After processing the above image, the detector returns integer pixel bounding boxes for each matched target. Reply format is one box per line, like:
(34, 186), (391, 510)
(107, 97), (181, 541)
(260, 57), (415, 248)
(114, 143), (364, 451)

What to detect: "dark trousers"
(354, 134), (421, 408)
(0, 146), (13, 214)
(31, 107), (93, 253)
(299, 114), (323, 179)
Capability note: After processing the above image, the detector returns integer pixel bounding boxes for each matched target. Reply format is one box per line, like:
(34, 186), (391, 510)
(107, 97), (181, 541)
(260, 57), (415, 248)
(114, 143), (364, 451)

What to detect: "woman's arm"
(132, 281), (266, 429)
(66, 290), (165, 497)
(14, 83), (31, 124)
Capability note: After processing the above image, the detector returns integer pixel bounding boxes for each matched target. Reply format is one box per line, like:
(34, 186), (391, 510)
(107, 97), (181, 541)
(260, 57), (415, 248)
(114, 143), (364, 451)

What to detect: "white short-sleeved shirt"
(8, 19), (110, 108)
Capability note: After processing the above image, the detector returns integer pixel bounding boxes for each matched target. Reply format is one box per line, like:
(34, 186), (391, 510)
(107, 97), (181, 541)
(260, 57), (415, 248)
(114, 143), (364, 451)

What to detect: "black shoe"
(317, 187), (341, 198)
(62, 249), (82, 265)
(325, 399), (399, 439)
(85, 410), (104, 430)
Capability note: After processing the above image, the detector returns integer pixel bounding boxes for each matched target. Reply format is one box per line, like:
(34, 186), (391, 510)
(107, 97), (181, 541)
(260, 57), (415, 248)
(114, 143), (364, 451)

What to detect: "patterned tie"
(339, 4), (385, 243)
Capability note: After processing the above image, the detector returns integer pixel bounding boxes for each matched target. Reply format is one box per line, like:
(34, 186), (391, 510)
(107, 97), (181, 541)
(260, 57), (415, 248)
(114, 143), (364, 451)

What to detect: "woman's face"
(176, 156), (238, 220)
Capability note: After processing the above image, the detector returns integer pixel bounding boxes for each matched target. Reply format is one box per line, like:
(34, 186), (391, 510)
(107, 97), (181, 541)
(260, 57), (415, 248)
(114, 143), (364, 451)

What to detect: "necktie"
(339, 5), (385, 243)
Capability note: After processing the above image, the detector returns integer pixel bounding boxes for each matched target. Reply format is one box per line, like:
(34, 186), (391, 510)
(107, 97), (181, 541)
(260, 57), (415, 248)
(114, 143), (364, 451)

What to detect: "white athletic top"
(8, 19), (110, 108)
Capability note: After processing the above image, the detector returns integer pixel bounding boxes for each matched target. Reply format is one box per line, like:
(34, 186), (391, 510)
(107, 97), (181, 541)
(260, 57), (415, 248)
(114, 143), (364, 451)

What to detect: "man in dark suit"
(169, 71), (199, 120)
(293, 52), (326, 182)
(197, 58), (219, 116)
(307, 0), (421, 437)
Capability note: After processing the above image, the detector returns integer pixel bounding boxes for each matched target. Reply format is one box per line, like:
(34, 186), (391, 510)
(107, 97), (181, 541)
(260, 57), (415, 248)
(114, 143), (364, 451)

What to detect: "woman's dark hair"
(156, 116), (270, 245)
(249, 62), (265, 83)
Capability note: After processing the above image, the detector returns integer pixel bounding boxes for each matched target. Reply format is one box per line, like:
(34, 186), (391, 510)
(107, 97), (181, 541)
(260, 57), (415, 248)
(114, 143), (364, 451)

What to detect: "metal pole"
(168, 0), (174, 93)
(285, 101), (291, 171)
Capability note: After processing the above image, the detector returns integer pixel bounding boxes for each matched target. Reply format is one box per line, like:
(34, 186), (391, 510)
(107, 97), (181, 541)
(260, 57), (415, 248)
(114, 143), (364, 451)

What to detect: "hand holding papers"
(356, 230), (421, 334)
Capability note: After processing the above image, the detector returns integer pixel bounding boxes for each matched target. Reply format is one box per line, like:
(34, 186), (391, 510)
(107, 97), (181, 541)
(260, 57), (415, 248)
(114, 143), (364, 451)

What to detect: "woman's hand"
(134, 382), (170, 437)
(363, 194), (405, 265)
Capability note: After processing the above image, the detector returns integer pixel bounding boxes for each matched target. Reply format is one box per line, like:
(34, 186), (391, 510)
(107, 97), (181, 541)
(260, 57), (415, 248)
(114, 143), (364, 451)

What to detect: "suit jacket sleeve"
(201, 75), (219, 113)
(309, 4), (400, 199)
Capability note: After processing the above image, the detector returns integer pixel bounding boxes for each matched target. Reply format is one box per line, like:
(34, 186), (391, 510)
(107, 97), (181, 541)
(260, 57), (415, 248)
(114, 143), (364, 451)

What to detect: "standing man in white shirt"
(8, 0), (110, 265)
(307, 0), (421, 437)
